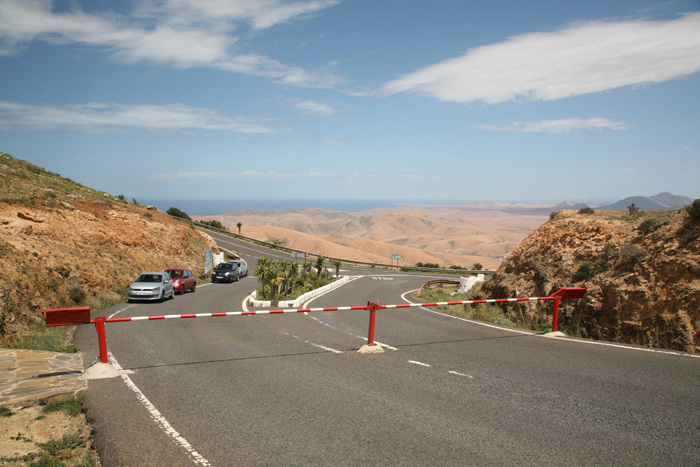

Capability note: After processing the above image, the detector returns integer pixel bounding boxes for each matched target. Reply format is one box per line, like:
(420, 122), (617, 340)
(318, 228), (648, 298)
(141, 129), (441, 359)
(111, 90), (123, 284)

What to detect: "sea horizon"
(140, 197), (464, 216)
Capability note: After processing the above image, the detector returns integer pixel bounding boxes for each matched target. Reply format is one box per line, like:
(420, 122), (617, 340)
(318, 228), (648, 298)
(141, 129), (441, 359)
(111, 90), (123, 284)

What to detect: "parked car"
(212, 262), (239, 283)
(165, 268), (196, 295)
(229, 259), (248, 278)
(127, 272), (175, 302)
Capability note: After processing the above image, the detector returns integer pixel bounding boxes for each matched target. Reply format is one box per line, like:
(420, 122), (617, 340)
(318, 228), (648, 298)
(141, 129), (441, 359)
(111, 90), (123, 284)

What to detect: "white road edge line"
(400, 290), (700, 359)
(107, 352), (212, 467)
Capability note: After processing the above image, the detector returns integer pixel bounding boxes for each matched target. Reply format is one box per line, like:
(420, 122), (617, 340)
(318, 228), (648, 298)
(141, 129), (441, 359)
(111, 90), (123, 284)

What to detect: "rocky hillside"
(470, 207), (700, 352)
(0, 153), (218, 347)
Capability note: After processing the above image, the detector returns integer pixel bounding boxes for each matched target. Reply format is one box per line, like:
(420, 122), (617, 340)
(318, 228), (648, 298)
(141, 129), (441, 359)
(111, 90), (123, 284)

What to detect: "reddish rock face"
(470, 209), (700, 352)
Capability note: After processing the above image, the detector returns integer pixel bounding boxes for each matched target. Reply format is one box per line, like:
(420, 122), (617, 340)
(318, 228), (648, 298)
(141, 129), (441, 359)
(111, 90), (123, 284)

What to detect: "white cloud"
(473, 118), (631, 133)
(382, 12), (700, 104)
(0, 0), (343, 87)
(292, 100), (336, 116)
(132, 0), (341, 31)
(0, 100), (277, 134)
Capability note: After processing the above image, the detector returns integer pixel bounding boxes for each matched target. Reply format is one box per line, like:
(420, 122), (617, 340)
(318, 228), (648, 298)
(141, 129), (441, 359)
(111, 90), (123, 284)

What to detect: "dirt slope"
(0, 153), (217, 347)
(201, 208), (547, 270)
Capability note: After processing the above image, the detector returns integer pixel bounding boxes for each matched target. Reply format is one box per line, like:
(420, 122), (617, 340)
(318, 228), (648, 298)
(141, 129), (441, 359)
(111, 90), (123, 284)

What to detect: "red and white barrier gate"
(40, 287), (586, 364)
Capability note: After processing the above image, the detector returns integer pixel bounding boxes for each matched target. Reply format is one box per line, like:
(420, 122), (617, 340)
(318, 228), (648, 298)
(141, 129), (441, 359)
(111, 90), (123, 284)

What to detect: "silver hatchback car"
(229, 259), (248, 278)
(127, 272), (175, 303)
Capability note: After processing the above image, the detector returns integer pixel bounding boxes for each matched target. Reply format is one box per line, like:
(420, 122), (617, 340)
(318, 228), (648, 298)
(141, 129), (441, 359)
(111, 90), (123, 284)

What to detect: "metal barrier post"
(551, 296), (561, 333)
(93, 316), (109, 364)
(367, 301), (377, 345)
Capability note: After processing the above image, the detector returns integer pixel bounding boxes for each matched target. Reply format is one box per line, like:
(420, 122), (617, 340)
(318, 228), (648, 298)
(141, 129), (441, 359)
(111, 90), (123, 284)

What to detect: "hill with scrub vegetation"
(469, 205), (700, 352)
(0, 152), (218, 348)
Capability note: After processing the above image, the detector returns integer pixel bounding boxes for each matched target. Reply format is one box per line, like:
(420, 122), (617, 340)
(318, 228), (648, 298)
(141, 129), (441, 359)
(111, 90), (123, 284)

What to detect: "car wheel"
(192, 283), (196, 293)
(159, 291), (165, 303)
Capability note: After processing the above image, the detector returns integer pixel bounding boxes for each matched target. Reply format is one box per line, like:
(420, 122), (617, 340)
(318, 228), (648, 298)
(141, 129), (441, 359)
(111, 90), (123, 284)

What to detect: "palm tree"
(301, 261), (312, 278)
(331, 259), (342, 277)
(284, 260), (298, 295)
(236, 222), (242, 235)
(315, 256), (324, 278)
(278, 261), (290, 296)
(255, 256), (270, 298)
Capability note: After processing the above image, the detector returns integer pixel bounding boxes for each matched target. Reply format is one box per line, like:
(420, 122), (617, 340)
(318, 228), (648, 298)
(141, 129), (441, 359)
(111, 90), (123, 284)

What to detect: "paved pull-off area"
(0, 349), (86, 405)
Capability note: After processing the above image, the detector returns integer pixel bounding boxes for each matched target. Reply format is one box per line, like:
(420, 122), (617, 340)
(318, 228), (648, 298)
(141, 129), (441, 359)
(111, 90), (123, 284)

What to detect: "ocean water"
(140, 198), (452, 216)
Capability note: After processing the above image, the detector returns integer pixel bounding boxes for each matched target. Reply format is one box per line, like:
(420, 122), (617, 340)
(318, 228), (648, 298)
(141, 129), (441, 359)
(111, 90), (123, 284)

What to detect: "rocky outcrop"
(470, 208), (700, 352)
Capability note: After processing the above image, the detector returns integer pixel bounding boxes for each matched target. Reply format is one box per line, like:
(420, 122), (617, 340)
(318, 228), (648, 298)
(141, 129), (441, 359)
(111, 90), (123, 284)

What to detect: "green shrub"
(639, 218), (663, 235)
(686, 199), (700, 222)
(574, 261), (598, 281)
(550, 211), (559, 220)
(167, 207), (191, 220)
(618, 245), (646, 271)
(578, 207), (595, 215)
(68, 287), (86, 305)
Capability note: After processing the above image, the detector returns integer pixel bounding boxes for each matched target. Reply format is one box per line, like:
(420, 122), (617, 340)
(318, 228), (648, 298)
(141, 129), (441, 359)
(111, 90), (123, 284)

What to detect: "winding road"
(75, 231), (700, 466)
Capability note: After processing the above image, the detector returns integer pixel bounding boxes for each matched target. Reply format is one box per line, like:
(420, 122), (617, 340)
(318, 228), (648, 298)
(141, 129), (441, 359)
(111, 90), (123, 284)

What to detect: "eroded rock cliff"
(470, 208), (700, 352)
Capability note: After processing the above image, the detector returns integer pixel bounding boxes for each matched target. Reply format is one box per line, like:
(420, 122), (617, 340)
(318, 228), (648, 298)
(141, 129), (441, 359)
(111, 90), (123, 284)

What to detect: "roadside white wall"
(459, 274), (485, 293)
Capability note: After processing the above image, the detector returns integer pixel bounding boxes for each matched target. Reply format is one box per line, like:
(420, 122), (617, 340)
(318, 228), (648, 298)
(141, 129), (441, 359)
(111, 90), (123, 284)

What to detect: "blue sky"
(1, 0), (699, 205)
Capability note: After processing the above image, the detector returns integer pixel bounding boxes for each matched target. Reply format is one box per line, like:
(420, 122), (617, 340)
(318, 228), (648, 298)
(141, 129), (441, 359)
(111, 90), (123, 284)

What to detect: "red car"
(165, 268), (196, 295)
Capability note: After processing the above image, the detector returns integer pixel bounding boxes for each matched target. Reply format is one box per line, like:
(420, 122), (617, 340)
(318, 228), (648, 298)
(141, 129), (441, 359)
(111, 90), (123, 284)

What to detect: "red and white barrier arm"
(383, 297), (545, 309)
(105, 297), (551, 323)
(104, 305), (370, 323)
(48, 287), (584, 364)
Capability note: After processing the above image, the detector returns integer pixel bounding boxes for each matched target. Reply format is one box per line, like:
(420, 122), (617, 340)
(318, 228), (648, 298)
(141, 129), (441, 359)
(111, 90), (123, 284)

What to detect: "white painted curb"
(247, 276), (351, 308)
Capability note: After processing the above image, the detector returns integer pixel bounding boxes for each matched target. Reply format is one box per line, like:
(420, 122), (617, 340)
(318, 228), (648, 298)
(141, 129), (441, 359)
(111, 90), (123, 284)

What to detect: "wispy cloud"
(472, 118), (631, 133)
(382, 12), (700, 104)
(0, 100), (277, 134)
(292, 100), (336, 116)
(0, 0), (344, 88)
(151, 170), (342, 181)
(150, 170), (433, 181)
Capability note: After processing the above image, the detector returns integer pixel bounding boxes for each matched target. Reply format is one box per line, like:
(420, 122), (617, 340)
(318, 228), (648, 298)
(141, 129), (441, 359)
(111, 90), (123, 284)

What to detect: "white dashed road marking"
(408, 360), (431, 367)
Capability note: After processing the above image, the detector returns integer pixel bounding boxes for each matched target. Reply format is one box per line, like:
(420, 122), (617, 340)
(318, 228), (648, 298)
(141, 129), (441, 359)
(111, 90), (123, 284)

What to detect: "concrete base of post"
(358, 343), (384, 353)
(543, 331), (566, 338)
(81, 362), (120, 380)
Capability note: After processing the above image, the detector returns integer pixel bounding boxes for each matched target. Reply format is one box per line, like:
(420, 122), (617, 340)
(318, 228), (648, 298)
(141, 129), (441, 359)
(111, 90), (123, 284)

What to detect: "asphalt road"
(75, 231), (700, 466)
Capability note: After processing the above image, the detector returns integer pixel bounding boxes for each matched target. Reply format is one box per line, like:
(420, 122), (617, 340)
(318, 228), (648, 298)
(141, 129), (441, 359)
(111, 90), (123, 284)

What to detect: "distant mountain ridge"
(596, 192), (693, 211)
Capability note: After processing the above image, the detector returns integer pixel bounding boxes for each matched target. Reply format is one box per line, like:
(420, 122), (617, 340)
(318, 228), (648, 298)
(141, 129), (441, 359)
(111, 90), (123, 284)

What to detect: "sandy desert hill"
(196, 206), (550, 270)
